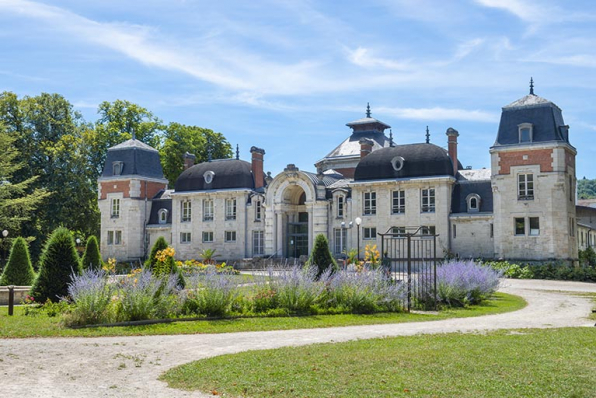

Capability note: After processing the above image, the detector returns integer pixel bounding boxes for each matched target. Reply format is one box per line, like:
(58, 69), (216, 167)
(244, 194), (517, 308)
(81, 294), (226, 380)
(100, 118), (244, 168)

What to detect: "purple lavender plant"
(267, 265), (324, 314)
(183, 267), (239, 316)
(67, 268), (113, 325)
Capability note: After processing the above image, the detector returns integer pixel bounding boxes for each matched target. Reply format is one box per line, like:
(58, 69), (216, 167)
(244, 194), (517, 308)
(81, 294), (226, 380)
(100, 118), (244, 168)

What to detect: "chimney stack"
(359, 138), (374, 159)
(183, 152), (196, 170)
(446, 128), (459, 176)
(250, 146), (266, 189)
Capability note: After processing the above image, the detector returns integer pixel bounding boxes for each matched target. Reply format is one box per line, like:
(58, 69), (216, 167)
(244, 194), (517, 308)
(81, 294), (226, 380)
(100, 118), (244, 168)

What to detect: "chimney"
(250, 146), (266, 189)
(359, 138), (374, 159)
(446, 128), (459, 176)
(183, 152), (196, 170)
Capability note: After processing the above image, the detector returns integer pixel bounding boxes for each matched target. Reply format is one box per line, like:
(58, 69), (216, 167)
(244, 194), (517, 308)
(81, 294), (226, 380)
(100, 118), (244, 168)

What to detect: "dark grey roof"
(346, 116), (391, 129)
(303, 171), (343, 188)
(494, 94), (570, 146)
(148, 198), (172, 225)
(576, 205), (596, 229)
(101, 139), (165, 179)
(451, 180), (493, 213)
(354, 143), (457, 181)
(175, 159), (261, 192)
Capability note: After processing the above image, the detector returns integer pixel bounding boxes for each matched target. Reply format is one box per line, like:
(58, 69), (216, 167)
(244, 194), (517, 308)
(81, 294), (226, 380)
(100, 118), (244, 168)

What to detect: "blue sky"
(1, 0), (596, 178)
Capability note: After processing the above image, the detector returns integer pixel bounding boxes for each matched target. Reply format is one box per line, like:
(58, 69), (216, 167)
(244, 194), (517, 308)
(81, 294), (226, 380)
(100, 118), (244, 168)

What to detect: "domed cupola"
(354, 143), (457, 181)
(175, 159), (256, 192)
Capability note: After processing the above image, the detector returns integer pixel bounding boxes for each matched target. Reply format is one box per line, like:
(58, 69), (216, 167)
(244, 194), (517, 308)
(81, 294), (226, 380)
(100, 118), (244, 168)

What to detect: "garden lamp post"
(2, 229), (8, 265)
(340, 221), (345, 256)
(355, 217), (362, 260)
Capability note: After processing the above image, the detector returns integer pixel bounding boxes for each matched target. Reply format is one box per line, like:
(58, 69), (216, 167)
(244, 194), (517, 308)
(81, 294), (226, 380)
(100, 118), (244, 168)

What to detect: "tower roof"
(101, 139), (165, 180)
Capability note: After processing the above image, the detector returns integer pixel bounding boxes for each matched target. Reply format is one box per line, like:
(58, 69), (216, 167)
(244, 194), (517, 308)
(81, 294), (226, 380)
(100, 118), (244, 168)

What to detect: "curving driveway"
(1, 279), (595, 398)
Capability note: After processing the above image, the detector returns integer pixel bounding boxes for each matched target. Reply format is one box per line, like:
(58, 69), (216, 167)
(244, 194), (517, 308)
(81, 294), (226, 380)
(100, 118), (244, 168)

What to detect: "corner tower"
(490, 80), (577, 261)
(98, 139), (168, 261)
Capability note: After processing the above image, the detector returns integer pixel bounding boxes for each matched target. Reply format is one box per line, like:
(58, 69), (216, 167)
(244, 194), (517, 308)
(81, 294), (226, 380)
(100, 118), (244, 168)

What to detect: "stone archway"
(282, 184), (309, 258)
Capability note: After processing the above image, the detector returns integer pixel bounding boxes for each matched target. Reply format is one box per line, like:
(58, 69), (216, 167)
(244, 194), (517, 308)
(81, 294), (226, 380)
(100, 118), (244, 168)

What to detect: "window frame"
(363, 192), (377, 215)
(114, 230), (122, 245)
(112, 161), (123, 176)
(181, 200), (192, 222)
(518, 123), (533, 143)
(514, 217), (526, 236)
(203, 199), (214, 221)
(518, 173), (534, 200)
(363, 227), (377, 240)
(421, 188), (435, 213)
(202, 231), (214, 243)
(392, 190), (405, 214)
(333, 228), (347, 254)
(225, 198), (237, 221)
(158, 209), (168, 224)
(225, 231), (237, 242)
(337, 195), (345, 218)
(111, 198), (120, 219)
(180, 232), (192, 244)
(529, 217), (540, 236)
(421, 225), (436, 236)
(253, 230), (264, 255)
(255, 200), (262, 221)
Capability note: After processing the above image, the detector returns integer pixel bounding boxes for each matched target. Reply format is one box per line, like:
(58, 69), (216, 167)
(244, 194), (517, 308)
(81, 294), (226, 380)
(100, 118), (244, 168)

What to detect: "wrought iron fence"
(379, 227), (438, 311)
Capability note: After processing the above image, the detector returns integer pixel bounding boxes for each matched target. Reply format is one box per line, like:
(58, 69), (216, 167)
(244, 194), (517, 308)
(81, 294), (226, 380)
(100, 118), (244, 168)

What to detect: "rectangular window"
(255, 200), (262, 221)
(515, 217), (525, 235)
(363, 227), (377, 240)
(181, 200), (192, 222)
(202, 231), (214, 243)
(225, 198), (237, 220)
(490, 223), (494, 238)
(114, 231), (122, 245)
(334, 228), (347, 254)
(111, 198), (120, 218)
(569, 217), (575, 237)
(107, 231), (114, 245)
(421, 188), (435, 213)
(337, 196), (344, 218)
(392, 190), (405, 214)
(203, 199), (213, 221)
(363, 192), (376, 215)
(518, 174), (534, 200)
(391, 227), (406, 238)
(253, 231), (264, 255)
(180, 232), (191, 244)
(453, 224), (457, 239)
(569, 175), (574, 202)
(225, 231), (237, 242)
(529, 217), (540, 236)
(421, 226), (436, 236)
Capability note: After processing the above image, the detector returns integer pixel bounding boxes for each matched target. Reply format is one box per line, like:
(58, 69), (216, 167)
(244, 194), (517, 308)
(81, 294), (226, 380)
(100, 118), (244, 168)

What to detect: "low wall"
(0, 286), (30, 305)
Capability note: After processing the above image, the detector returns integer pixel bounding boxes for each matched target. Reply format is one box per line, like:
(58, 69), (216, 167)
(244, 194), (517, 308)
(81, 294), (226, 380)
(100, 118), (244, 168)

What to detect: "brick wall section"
(100, 181), (130, 199)
(565, 149), (575, 171)
(334, 167), (355, 178)
(100, 180), (166, 199)
(497, 149), (554, 174)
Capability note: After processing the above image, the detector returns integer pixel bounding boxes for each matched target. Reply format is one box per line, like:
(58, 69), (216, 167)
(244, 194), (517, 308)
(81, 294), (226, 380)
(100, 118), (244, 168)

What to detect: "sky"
(1, 0), (596, 178)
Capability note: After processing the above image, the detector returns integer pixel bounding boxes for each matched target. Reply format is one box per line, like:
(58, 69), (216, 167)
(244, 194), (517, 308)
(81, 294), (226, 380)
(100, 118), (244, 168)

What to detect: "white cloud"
(376, 106), (498, 123)
(474, 0), (539, 22)
(346, 47), (411, 70)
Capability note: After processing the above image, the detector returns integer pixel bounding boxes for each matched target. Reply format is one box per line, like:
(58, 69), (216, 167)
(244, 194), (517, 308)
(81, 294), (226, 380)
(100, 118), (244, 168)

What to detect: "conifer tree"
(145, 236), (168, 269)
(307, 234), (338, 279)
(81, 236), (102, 271)
(0, 237), (36, 286)
(30, 227), (82, 302)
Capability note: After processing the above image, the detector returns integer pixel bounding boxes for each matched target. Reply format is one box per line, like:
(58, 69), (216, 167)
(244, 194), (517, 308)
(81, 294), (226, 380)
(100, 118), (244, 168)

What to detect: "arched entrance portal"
(283, 185), (309, 258)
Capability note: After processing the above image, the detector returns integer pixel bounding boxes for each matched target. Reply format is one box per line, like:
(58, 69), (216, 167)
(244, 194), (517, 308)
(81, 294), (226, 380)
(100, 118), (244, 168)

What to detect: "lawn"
(0, 292), (524, 338)
(162, 327), (596, 398)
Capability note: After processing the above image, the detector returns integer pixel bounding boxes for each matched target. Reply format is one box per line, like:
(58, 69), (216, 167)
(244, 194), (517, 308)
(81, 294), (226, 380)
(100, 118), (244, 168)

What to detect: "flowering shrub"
(102, 258), (117, 274)
(66, 269), (113, 325)
(419, 260), (502, 307)
(183, 268), (240, 317)
(176, 259), (239, 275)
(364, 244), (381, 268)
(267, 265), (325, 314)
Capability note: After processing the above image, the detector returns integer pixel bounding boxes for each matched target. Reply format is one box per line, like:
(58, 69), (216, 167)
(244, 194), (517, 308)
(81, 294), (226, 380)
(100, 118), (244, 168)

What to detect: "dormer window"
(466, 194), (481, 213)
(204, 170), (215, 185)
(518, 123), (533, 143)
(158, 209), (168, 224)
(112, 161), (123, 176)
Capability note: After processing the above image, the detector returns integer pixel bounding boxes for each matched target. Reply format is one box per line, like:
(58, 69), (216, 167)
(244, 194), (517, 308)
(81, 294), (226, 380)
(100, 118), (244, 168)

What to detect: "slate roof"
(451, 180), (493, 214)
(457, 168), (491, 181)
(354, 143), (457, 181)
(147, 198), (172, 225)
(321, 131), (391, 160)
(494, 94), (570, 146)
(101, 139), (165, 179)
(175, 159), (262, 192)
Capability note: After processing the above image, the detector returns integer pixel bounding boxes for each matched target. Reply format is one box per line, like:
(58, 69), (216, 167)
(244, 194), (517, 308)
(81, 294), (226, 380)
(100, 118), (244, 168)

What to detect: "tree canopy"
(578, 178), (596, 200)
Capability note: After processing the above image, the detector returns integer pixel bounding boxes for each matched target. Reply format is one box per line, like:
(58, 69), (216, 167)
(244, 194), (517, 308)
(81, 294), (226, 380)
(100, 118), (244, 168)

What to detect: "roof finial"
(529, 77), (535, 95)
(426, 126), (430, 144)
(207, 142), (212, 162)
(236, 144), (239, 160)
(131, 129), (136, 141)
(366, 102), (371, 118)
(389, 129), (394, 147)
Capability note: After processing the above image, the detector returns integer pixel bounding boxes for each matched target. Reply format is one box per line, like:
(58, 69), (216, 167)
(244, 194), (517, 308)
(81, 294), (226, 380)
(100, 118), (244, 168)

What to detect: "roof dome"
(175, 159), (256, 192)
(354, 143), (457, 181)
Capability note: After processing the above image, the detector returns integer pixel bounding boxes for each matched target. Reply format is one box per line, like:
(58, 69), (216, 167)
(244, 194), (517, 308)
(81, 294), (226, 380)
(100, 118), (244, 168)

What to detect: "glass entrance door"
(287, 212), (309, 258)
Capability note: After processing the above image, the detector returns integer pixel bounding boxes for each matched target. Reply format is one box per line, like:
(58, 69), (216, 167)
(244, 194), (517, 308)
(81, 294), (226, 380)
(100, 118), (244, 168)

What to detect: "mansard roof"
(354, 143), (456, 181)
(101, 139), (165, 180)
(175, 158), (260, 192)
(451, 175), (493, 214)
(494, 93), (570, 146)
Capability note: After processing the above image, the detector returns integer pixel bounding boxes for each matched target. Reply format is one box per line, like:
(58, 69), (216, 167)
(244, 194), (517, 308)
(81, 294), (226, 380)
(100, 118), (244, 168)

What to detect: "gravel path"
(1, 279), (595, 397)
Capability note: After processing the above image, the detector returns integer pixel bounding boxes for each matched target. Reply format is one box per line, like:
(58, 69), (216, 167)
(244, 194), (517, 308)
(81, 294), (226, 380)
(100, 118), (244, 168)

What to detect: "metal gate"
(379, 227), (438, 311)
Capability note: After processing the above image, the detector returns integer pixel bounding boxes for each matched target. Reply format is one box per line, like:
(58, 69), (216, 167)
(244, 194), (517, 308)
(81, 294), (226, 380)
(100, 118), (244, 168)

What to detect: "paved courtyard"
(1, 279), (595, 397)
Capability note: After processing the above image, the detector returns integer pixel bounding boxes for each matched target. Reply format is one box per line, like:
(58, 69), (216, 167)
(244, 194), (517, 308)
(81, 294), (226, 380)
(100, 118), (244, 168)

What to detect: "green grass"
(0, 292), (524, 338)
(162, 327), (596, 398)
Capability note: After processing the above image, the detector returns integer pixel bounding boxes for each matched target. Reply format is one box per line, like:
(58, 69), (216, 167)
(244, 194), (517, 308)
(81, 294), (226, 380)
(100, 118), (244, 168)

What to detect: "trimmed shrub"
(307, 234), (338, 279)
(81, 236), (103, 271)
(145, 236), (168, 269)
(0, 237), (36, 286)
(30, 227), (82, 302)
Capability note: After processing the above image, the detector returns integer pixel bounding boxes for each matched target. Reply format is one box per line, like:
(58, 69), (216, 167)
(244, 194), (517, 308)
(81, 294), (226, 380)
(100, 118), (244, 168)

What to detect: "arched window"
(158, 209), (168, 224)
(112, 161), (123, 176)
(518, 123), (533, 143)
(466, 194), (481, 213)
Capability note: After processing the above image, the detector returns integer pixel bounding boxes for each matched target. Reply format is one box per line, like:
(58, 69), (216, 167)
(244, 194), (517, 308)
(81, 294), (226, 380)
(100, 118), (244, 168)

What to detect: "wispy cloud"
(376, 106), (498, 123)
(346, 47), (411, 70)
